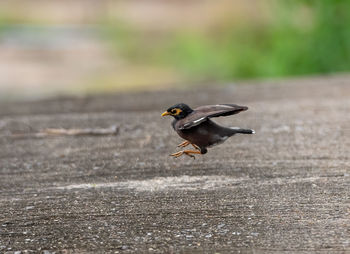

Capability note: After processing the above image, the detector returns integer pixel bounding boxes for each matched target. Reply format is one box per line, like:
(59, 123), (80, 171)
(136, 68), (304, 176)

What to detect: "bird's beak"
(161, 111), (171, 117)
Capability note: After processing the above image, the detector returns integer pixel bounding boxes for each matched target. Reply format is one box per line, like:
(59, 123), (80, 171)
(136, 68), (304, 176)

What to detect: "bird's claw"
(177, 141), (200, 151)
(170, 151), (196, 159)
(177, 141), (190, 148)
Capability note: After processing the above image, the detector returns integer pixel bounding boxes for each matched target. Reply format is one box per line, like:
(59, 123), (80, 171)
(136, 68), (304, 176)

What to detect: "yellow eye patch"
(171, 108), (182, 115)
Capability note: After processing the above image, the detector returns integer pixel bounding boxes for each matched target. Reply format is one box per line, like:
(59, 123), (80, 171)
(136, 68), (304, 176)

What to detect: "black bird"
(161, 103), (254, 158)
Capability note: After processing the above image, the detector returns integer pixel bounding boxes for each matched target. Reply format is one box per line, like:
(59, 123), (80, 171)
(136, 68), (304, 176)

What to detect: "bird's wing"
(178, 104), (248, 130)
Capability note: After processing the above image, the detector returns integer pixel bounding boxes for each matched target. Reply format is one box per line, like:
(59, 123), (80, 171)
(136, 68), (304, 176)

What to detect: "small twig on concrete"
(7, 125), (119, 138)
(42, 125), (119, 136)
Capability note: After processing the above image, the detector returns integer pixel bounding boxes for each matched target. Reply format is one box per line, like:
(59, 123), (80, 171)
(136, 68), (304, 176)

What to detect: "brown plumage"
(162, 103), (254, 158)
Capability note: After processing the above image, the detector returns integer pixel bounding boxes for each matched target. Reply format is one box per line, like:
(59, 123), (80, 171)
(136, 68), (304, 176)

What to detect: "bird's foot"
(170, 151), (195, 159)
(177, 140), (190, 148)
(177, 141), (200, 150)
(170, 150), (201, 159)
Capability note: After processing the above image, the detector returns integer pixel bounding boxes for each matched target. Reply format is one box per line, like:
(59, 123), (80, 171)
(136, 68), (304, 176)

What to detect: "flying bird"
(161, 103), (254, 158)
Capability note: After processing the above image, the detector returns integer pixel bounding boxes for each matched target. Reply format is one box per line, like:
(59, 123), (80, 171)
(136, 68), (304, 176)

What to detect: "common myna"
(162, 103), (254, 158)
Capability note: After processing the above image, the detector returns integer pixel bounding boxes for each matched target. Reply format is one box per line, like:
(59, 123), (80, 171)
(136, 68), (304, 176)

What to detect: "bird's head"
(161, 103), (193, 120)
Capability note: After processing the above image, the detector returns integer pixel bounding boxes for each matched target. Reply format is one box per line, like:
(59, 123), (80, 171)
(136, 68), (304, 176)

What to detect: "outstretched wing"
(178, 104), (248, 130)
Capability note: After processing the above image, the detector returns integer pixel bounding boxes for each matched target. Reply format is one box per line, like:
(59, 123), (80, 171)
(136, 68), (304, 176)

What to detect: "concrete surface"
(0, 75), (350, 253)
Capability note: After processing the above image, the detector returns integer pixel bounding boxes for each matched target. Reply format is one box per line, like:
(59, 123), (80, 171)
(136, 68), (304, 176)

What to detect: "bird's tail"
(230, 127), (255, 134)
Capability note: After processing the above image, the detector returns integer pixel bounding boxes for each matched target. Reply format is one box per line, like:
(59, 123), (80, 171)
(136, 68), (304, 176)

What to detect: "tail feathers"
(230, 127), (255, 134)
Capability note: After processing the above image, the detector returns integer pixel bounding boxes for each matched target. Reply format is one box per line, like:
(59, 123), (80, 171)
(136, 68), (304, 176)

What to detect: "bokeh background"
(0, 0), (349, 101)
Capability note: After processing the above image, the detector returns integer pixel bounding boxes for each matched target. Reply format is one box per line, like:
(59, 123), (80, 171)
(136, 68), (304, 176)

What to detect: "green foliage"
(104, 0), (350, 81)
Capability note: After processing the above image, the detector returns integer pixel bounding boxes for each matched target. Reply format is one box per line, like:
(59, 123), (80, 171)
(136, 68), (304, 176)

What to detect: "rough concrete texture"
(0, 75), (350, 253)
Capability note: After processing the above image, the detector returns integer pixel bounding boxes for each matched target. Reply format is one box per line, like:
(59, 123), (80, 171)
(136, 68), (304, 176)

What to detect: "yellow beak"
(161, 111), (171, 116)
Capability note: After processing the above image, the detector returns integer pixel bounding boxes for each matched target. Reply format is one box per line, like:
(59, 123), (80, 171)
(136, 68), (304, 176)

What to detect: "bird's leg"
(191, 143), (200, 150)
(177, 140), (190, 148)
(177, 141), (200, 150)
(170, 149), (202, 159)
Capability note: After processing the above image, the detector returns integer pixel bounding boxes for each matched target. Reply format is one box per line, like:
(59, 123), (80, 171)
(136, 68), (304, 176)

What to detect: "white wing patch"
(215, 104), (233, 108)
(181, 116), (207, 129)
(193, 117), (206, 124)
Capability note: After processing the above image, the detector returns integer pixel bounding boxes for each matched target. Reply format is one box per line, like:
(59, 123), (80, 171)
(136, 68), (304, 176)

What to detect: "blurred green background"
(0, 0), (349, 100)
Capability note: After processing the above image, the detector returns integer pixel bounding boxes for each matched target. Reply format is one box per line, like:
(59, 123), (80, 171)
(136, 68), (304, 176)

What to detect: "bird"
(161, 103), (254, 158)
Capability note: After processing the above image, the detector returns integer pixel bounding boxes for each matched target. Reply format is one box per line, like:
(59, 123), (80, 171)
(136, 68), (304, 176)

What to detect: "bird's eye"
(171, 109), (177, 114)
